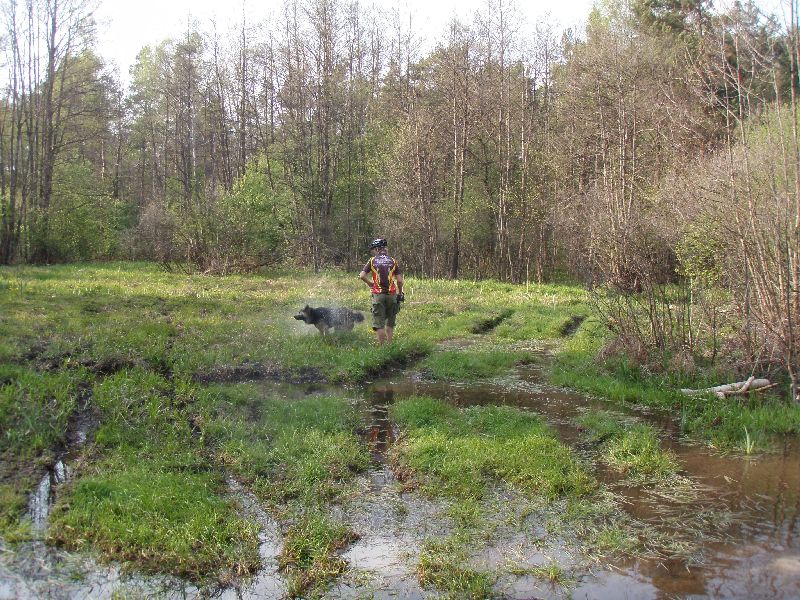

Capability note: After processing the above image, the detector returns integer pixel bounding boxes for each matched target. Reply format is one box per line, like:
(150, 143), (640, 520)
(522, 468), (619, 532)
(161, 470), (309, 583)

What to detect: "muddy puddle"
(254, 360), (800, 599)
(3, 357), (799, 599)
(359, 364), (800, 599)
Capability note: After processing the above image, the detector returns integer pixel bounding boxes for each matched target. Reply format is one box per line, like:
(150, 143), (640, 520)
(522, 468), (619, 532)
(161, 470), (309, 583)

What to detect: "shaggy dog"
(294, 305), (364, 335)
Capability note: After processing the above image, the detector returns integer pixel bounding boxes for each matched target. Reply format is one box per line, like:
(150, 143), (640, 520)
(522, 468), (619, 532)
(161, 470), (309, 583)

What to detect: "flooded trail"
(3, 356), (799, 599)
(27, 460), (69, 531)
(363, 363), (800, 599)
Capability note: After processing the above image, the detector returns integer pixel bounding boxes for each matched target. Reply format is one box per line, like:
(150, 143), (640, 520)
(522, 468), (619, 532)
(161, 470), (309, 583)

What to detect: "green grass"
(391, 396), (595, 500)
(6, 263), (546, 590)
(510, 561), (570, 585)
(49, 460), (259, 583)
(420, 349), (534, 381)
(0, 263), (587, 389)
(6, 261), (791, 592)
(0, 366), (87, 457)
(201, 385), (369, 595)
(577, 411), (681, 482)
(494, 300), (589, 341)
(605, 426), (679, 480)
(0, 483), (32, 542)
(280, 509), (357, 597)
(554, 318), (800, 452)
(388, 396), (697, 585)
(391, 397), (607, 596)
(203, 386), (370, 505)
(45, 370), (261, 584)
(417, 534), (495, 599)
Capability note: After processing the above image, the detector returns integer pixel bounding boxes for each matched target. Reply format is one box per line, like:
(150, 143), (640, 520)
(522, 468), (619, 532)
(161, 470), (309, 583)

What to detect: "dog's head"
(293, 305), (312, 322)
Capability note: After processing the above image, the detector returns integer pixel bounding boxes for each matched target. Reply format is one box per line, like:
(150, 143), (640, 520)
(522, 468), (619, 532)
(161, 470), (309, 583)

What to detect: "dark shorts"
(371, 293), (400, 330)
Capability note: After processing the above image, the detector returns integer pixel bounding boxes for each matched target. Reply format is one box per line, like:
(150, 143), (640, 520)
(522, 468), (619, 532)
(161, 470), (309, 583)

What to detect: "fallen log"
(681, 378), (772, 399)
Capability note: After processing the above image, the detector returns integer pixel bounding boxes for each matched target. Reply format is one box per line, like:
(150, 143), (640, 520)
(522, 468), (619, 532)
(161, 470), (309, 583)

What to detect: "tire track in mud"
(328, 467), (435, 599)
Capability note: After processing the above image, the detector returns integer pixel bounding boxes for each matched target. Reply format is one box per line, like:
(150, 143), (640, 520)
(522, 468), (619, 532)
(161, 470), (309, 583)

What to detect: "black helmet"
(370, 238), (387, 249)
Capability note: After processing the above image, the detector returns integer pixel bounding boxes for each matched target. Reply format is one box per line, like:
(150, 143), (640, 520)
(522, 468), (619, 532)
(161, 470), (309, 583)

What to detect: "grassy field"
(0, 262), (591, 594)
(1, 262), (799, 596)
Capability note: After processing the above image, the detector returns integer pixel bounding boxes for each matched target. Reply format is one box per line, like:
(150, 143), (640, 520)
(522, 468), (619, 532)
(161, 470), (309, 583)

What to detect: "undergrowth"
(554, 318), (800, 452)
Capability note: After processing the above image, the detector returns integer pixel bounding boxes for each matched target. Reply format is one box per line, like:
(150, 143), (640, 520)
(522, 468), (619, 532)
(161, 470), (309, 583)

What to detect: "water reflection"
(366, 386), (397, 461)
(223, 371), (800, 599)
(6, 368), (797, 599)
(27, 461), (69, 530)
(362, 368), (800, 599)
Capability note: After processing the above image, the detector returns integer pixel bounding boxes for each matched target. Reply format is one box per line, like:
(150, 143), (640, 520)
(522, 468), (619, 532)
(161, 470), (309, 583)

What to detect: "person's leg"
(372, 294), (387, 344)
(385, 297), (398, 344)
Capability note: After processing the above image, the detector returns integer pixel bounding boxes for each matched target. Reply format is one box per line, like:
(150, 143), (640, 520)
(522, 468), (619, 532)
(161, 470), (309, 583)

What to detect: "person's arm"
(395, 273), (404, 295)
(359, 267), (373, 288)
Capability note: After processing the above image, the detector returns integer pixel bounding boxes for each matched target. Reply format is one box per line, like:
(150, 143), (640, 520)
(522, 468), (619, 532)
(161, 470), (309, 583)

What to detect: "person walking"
(359, 238), (404, 345)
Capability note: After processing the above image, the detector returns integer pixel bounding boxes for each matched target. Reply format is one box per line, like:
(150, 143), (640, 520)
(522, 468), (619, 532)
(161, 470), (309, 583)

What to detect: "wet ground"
(2, 353), (799, 599)
(352, 363), (800, 599)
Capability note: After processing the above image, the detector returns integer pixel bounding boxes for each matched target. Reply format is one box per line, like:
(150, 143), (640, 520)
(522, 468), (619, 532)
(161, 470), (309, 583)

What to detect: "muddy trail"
(2, 351), (799, 599)
(259, 357), (800, 599)
(366, 363), (800, 599)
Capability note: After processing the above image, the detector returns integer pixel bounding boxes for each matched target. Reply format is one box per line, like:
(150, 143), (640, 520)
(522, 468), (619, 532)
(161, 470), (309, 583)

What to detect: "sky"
(94, 0), (596, 83)
(95, 0), (792, 86)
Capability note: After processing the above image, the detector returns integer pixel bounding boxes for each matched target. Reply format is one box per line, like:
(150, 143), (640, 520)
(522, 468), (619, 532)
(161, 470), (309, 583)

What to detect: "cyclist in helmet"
(359, 238), (404, 345)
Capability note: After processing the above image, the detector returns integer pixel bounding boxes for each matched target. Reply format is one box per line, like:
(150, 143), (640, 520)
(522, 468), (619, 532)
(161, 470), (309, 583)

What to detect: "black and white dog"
(294, 305), (364, 335)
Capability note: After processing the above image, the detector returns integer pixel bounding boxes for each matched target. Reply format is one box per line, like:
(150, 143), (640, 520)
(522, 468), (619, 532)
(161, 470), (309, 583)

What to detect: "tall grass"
(556, 318), (800, 452)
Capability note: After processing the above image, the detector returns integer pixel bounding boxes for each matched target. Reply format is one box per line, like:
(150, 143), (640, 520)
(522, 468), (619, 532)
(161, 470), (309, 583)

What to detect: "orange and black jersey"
(362, 252), (401, 294)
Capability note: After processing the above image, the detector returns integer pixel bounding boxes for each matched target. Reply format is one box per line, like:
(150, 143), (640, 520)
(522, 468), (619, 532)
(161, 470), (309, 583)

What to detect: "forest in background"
(2, 0), (800, 399)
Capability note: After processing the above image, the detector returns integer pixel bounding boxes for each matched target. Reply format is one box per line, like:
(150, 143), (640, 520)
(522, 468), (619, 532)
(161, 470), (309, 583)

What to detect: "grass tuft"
(49, 461), (260, 583)
(0, 483), (33, 542)
(281, 510), (357, 597)
(577, 411), (681, 482)
(420, 350), (534, 381)
(391, 397), (596, 500)
(417, 534), (495, 599)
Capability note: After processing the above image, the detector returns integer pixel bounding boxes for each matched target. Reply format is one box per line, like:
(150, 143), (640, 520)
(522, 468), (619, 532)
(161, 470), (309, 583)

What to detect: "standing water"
(2, 365), (798, 599)
(27, 461), (69, 530)
(363, 363), (800, 600)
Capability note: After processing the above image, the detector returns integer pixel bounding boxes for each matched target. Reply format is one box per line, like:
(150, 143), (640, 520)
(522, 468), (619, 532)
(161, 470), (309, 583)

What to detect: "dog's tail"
(353, 311), (365, 322)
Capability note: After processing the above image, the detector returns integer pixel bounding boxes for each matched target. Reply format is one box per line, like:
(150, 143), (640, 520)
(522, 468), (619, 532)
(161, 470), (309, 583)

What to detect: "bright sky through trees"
(96, 0), (596, 83)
